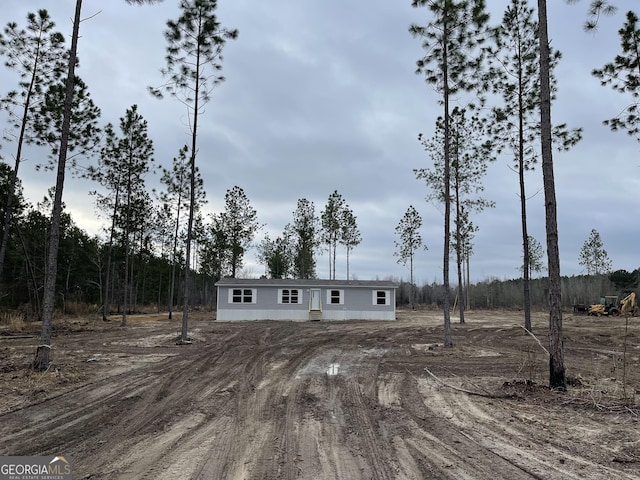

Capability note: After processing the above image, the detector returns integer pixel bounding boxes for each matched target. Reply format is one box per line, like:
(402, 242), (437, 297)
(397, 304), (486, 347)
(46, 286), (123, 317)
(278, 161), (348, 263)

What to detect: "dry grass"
(0, 310), (25, 331)
(63, 301), (97, 316)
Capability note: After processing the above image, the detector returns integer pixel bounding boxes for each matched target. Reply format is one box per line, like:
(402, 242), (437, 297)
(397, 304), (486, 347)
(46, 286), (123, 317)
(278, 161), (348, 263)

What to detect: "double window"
(230, 288), (255, 304)
(328, 289), (344, 305)
(374, 290), (389, 306)
(280, 289), (301, 304)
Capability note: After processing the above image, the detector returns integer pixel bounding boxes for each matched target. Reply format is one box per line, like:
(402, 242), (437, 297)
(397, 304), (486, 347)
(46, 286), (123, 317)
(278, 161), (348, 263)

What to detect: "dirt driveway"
(1, 309), (639, 479)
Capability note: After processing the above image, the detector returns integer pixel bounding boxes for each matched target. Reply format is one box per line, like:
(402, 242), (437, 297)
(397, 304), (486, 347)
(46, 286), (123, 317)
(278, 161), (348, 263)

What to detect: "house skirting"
(216, 309), (394, 322)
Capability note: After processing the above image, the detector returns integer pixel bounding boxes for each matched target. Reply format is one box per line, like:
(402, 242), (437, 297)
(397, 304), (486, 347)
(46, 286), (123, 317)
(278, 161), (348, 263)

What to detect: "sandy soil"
(1, 309), (640, 479)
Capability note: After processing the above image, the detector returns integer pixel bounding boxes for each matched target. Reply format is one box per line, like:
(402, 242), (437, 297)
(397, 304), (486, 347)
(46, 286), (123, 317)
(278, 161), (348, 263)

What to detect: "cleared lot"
(1, 309), (639, 479)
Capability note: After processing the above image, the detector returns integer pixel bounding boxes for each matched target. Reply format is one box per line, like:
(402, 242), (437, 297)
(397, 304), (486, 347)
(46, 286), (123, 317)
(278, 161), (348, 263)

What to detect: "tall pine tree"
(410, 0), (489, 346)
(487, 0), (581, 331)
(150, 0), (237, 342)
(0, 10), (66, 279)
(33, 0), (163, 372)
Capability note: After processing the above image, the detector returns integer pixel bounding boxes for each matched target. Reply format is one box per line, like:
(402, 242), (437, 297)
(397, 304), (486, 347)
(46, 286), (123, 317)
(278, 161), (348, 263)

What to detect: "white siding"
(215, 281), (397, 322)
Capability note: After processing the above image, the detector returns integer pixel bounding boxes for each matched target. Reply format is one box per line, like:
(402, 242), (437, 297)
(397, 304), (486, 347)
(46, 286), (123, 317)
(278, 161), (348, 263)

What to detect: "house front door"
(310, 288), (321, 311)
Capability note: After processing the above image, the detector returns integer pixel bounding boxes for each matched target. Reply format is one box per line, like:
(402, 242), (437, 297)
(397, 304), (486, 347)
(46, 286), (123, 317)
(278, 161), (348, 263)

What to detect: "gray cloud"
(1, 0), (638, 283)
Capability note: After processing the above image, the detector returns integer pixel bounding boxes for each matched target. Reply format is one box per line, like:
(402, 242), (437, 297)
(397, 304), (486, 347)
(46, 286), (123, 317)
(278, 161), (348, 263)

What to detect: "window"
(229, 288), (255, 304)
(326, 289), (344, 305)
(280, 289), (300, 304)
(374, 290), (389, 305)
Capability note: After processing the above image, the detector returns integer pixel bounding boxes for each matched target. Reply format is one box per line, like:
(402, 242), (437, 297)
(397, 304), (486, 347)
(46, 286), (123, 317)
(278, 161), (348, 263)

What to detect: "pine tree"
(321, 191), (347, 280)
(451, 207), (476, 310)
(201, 212), (229, 282)
(537, 0), (565, 389)
(155, 145), (205, 319)
(521, 235), (544, 278)
(33, 0), (162, 370)
(341, 206), (361, 281)
(150, 0), (237, 342)
(578, 229), (612, 275)
(112, 105), (154, 326)
(0, 10), (66, 278)
(32, 72), (101, 368)
(394, 205), (427, 309)
(410, 0), (489, 346)
(488, 0), (581, 331)
(258, 233), (294, 279)
(219, 186), (260, 278)
(416, 107), (494, 324)
(566, 0), (617, 30)
(157, 146), (189, 319)
(86, 123), (124, 322)
(291, 199), (319, 279)
(592, 11), (640, 142)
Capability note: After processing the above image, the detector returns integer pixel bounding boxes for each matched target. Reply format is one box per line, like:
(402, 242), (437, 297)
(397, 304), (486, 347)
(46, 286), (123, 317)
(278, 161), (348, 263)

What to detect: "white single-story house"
(215, 278), (398, 321)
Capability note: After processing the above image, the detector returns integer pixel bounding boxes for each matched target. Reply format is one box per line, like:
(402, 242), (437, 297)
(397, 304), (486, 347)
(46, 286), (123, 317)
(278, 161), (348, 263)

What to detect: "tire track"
(417, 377), (640, 480)
(342, 379), (394, 479)
(393, 374), (543, 479)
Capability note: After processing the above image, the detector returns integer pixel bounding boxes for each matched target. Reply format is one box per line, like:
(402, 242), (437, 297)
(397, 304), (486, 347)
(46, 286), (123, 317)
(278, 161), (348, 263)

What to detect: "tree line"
(0, 157), (628, 318)
(394, 270), (640, 310)
(394, 220), (622, 307)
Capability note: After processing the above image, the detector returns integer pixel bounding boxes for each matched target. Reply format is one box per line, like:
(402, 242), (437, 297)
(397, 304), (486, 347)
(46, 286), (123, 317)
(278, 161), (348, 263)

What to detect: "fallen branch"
(561, 396), (640, 415)
(422, 367), (512, 399)
(625, 405), (639, 417)
(519, 325), (550, 356)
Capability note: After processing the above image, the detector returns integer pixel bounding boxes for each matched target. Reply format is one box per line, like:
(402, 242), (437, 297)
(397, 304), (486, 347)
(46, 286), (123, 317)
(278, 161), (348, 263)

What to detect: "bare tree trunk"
(103, 188), (119, 322)
(16, 225), (41, 316)
(409, 253), (414, 309)
(182, 160), (194, 341)
(346, 247), (350, 281)
(138, 233), (146, 311)
(157, 270), (162, 313)
(332, 242), (337, 280)
(537, 0), (565, 390)
(121, 171), (132, 327)
(465, 251), (470, 309)
(181, 45), (202, 343)
(520, 161), (532, 331)
(110, 262), (117, 315)
(518, 49), (532, 332)
(168, 199), (181, 319)
(454, 151), (465, 325)
(442, 20), (453, 347)
(33, 0), (82, 371)
(122, 230), (129, 326)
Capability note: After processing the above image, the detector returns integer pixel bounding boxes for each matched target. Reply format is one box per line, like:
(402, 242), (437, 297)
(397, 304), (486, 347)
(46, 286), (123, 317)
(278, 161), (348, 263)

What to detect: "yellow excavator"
(620, 292), (638, 316)
(588, 292), (638, 317)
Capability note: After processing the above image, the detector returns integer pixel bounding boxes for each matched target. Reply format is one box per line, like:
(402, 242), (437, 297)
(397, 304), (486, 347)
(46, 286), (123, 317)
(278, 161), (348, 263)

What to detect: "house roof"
(214, 278), (398, 289)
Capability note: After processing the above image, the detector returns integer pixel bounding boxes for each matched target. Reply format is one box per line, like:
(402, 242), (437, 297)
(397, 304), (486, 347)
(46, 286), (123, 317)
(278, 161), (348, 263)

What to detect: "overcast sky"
(1, 0), (638, 284)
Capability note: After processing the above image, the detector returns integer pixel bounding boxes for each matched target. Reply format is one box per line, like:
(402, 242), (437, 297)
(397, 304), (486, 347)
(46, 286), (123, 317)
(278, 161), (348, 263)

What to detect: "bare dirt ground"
(1, 308), (640, 479)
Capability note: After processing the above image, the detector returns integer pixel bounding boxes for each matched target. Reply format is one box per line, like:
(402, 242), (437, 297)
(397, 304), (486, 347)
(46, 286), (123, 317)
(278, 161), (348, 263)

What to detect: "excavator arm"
(620, 292), (638, 316)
